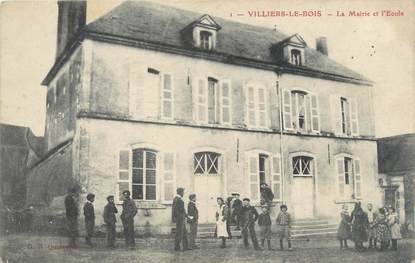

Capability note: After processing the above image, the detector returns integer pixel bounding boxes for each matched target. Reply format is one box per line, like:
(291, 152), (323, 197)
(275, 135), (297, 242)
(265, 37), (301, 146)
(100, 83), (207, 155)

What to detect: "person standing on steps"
(215, 197), (229, 248)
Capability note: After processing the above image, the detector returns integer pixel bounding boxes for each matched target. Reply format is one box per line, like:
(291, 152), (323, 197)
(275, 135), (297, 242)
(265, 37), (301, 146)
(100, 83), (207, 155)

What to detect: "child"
(258, 206), (272, 250)
(387, 207), (402, 251)
(337, 204), (351, 249)
(367, 203), (377, 249)
(276, 204), (292, 251)
(375, 208), (391, 251)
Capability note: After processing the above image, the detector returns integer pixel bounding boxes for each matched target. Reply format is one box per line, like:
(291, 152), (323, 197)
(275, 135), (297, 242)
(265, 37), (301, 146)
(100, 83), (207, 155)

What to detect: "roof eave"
(41, 33), (85, 86)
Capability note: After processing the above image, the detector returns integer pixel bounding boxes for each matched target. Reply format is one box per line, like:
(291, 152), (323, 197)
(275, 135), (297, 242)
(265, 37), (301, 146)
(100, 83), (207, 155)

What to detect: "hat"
(189, 194), (196, 200)
(106, 195), (114, 201)
(176, 187), (185, 194)
(86, 193), (95, 201)
(243, 198), (250, 202)
(260, 183), (268, 187)
(280, 204), (288, 210)
(122, 190), (131, 195)
(231, 192), (240, 196)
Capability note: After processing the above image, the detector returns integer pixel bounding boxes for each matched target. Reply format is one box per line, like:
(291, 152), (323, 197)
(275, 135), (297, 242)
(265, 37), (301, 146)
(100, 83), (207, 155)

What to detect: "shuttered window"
(335, 155), (363, 200)
(193, 78), (208, 123)
(282, 89), (293, 130)
(331, 96), (359, 136)
(247, 153), (260, 201)
(245, 85), (268, 128)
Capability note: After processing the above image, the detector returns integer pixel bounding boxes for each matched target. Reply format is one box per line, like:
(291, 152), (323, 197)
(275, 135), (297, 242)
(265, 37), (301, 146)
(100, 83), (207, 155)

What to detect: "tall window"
(194, 152), (220, 175)
(132, 149), (157, 200)
(332, 96), (359, 136)
(292, 156), (313, 176)
(336, 156), (362, 199)
(246, 86), (267, 128)
(291, 49), (302, 66)
(341, 98), (349, 134)
(283, 89), (319, 132)
(291, 91), (307, 131)
(208, 78), (218, 124)
(200, 31), (212, 50)
(259, 154), (268, 186)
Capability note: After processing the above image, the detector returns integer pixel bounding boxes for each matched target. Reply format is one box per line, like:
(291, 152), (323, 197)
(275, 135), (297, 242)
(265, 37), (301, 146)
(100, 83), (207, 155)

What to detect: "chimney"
(316, 37), (328, 56)
(56, 0), (87, 59)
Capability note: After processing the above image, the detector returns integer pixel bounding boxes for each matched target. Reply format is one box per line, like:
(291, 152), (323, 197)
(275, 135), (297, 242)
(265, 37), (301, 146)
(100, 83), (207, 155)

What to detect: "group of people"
(65, 184), (402, 253)
(172, 184), (293, 251)
(337, 202), (402, 252)
(65, 186), (137, 248)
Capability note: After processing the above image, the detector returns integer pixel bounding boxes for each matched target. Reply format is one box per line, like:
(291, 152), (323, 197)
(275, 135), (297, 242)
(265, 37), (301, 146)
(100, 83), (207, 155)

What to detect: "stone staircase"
(197, 218), (338, 240)
(291, 218), (338, 239)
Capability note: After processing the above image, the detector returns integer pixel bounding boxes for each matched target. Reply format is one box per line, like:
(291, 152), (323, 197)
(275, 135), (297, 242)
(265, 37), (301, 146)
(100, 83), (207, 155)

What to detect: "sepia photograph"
(0, 0), (414, 262)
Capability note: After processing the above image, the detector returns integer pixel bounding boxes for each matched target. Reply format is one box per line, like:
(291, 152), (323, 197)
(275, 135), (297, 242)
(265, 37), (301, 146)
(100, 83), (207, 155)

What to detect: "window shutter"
(353, 159), (362, 198)
(117, 149), (131, 202)
(271, 155), (282, 201)
(310, 94), (320, 132)
(257, 87), (267, 128)
(350, 99), (359, 136)
(246, 153), (259, 201)
(282, 89), (293, 130)
(246, 86), (256, 127)
(161, 152), (176, 203)
(330, 95), (342, 135)
(161, 73), (174, 119)
(336, 157), (345, 198)
(193, 78), (208, 123)
(219, 79), (232, 125)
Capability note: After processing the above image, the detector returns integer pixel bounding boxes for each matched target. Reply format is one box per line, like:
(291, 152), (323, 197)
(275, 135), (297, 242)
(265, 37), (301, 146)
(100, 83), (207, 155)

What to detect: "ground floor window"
(336, 155), (361, 199)
(194, 152), (220, 175)
(132, 149), (157, 200)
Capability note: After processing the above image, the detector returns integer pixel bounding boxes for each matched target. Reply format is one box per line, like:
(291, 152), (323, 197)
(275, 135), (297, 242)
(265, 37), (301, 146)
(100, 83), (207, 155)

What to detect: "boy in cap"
(120, 190), (137, 248)
(276, 204), (292, 250)
(103, 195), (118, 248)
(258, 205), (272, 250)
(241, 198), (261, 250)
(187, 194), (199, 249)
(83, 193), (95, 247)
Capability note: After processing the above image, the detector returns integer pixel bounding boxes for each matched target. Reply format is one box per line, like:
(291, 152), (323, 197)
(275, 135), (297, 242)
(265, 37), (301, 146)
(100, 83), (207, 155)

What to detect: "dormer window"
(200, 31), (212, 50)
(272, 33), (307, 66)
(181, 14), (221, 51)
(291, 49), (302, 66)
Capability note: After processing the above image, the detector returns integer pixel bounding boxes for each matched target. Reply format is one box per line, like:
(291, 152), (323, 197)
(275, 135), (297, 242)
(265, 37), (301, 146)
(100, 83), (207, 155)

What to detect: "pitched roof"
(84, 1), (370, 84)
(377, 133), (415, 174)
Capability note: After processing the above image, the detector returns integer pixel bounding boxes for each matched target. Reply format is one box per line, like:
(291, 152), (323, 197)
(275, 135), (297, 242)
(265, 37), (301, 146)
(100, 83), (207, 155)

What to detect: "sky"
(0, 0), (414, 137)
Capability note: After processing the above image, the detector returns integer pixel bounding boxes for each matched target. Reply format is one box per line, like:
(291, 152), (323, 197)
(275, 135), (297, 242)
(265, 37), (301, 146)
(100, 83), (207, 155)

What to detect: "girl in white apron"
(216, 197), (229, 248)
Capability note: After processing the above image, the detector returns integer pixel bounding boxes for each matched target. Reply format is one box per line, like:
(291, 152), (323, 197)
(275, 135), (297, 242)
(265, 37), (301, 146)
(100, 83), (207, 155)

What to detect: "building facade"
(378, 134), (415, 230)
(28, 1), (381, 234)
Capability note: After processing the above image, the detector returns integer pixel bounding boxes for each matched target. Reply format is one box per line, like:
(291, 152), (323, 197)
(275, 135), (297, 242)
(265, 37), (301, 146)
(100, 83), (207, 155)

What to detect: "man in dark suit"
(103, 195), (118, 248)
(83, 193), (95, 247)
(65, 186), (80, 248)
(231, 192), (243, 230)
(187, 194), (198, 249)
(172, 187), (189, 251)
(241, 198), (261, 250)
(260, 183), (274, 207)
(120, 190), (137, 248)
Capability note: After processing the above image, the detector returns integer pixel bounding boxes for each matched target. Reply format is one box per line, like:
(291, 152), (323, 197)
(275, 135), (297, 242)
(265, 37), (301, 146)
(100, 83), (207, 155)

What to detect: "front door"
(193, 151), (222, 223)
(292, 177), (314, 219)
(194, 175), (221, 223)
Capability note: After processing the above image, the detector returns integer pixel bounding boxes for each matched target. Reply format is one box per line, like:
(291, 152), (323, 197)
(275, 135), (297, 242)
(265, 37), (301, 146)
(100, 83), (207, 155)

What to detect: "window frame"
(335, 154), (363, 200)
(244, 84), (269, 129)
(200, 30), (213, 50)
(194, 151), (221, 176)
(292, 155), (314, 177)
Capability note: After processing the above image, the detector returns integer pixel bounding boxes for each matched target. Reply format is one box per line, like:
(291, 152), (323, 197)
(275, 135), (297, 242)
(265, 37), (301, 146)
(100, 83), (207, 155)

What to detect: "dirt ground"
(1, 235), (414, 263)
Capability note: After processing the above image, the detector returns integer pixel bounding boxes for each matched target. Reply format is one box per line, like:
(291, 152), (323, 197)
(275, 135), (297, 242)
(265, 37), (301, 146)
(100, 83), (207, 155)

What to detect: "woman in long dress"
(351, 202), (369, 251)
(215, 197), (229, 248)
(375, 208), (391, 251)
(387, 207), (402, 250)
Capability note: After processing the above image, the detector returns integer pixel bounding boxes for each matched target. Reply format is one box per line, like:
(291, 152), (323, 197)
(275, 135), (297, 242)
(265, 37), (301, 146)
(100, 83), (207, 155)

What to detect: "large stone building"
(28, 1), (381, 234)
